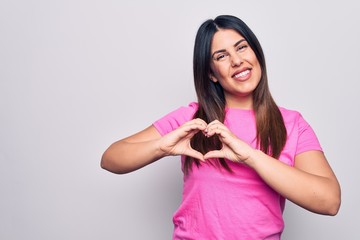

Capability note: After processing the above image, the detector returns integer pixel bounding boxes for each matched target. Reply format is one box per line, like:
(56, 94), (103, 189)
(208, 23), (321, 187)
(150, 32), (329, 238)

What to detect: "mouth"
(232, 68), (251, 81)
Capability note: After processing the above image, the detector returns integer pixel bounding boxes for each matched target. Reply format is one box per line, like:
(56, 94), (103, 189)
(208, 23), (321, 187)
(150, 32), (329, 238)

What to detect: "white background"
(1, 0), (359, 239)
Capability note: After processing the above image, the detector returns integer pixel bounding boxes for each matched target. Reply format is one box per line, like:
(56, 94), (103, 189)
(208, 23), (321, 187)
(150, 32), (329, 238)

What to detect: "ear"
(209, 74), (218, 83)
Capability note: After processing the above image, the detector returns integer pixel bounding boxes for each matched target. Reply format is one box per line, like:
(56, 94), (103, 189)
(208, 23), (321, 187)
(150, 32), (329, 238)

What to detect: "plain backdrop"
(1, 0), (359, 239)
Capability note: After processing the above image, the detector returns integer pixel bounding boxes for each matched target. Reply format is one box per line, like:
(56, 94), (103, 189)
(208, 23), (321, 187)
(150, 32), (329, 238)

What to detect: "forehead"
(211, 29), (244, 51)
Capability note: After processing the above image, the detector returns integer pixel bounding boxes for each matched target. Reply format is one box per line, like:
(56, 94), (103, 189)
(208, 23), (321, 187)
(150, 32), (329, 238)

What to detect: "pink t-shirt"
(153, 102), (322, 240)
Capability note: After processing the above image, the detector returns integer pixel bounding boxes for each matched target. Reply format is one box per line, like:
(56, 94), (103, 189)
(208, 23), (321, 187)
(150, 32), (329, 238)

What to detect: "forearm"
(101, 120), (207, 174)
(248, 150), (341, 215)
(101, 139), (166, 174)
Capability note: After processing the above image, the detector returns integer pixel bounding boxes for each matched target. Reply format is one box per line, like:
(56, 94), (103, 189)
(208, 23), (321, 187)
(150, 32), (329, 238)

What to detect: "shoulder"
(278, 106), (303, 123)
(279, 106), (300, 118)
(153, 102), (198, 136)
(278, 106), (316, 135)
(279, 106), (323, 154)
(179, 102), (199, 113)
(278, 106), (313, 132)
(167, 102), (198, 119)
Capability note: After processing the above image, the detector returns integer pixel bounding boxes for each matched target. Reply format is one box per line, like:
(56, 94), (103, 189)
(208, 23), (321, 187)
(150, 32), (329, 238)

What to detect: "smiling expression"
(210, 29), (262, 109)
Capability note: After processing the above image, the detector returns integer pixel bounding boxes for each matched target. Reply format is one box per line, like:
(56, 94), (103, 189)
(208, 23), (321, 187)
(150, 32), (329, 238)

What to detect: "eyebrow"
(211, 39), (246, 58)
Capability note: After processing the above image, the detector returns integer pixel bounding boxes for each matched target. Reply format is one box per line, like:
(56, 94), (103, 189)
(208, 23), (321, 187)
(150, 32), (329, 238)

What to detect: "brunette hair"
(184, 15), (287, 175)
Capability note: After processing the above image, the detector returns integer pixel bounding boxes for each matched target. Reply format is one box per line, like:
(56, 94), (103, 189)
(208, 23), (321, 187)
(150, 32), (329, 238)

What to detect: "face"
(210, 29), (262, 109)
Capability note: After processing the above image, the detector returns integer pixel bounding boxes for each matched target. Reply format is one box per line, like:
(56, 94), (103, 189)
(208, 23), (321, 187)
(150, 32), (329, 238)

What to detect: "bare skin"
(101, 118), (340, 215)
(101, 118), (207, 174)
(101, 29), (341, 216)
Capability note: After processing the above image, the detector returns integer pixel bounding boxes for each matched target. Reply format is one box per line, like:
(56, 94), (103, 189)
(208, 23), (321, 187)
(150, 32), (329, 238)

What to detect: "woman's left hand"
(203, 121), (341, 216)
(203, 120), (255, 164)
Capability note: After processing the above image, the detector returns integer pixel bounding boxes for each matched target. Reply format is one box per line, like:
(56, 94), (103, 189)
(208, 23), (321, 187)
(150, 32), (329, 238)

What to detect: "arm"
(101, 125), (165, 174)
(247, 150), (341, 215)
(203, 120), (341, 216)
(101, 119), (207, 174)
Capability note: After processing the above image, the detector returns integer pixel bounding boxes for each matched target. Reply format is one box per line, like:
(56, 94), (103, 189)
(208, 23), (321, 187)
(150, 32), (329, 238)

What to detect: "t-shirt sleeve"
(153, 102), (198, 136)
(296, 113), (323, 155)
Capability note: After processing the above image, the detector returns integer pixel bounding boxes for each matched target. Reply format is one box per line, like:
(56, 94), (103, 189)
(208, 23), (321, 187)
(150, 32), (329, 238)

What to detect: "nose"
(230, 52), (242, 67)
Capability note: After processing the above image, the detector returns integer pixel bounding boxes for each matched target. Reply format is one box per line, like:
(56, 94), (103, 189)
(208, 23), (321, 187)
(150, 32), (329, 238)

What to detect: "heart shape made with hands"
(163, 118), (252, 163)
(181, 121), (247, 162)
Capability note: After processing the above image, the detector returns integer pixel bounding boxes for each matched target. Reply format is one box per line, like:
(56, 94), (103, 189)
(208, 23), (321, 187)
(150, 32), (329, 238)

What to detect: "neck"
(225, 95), (253, 109)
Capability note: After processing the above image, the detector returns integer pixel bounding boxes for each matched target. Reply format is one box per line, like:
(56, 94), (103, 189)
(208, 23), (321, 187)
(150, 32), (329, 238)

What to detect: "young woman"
(101, 15), (341, 239)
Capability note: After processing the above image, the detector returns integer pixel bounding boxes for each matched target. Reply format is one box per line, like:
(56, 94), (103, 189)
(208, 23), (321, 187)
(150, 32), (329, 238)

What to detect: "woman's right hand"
(101, 118), (207, 174)
(158, 118), (207, 161)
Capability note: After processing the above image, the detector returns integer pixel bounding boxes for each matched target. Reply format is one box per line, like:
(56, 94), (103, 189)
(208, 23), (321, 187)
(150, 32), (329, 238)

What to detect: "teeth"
(235, 70), (250, 78)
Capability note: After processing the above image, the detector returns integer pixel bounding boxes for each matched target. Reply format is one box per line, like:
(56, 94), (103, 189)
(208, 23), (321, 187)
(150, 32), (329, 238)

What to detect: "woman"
(101, 15), (341, 239)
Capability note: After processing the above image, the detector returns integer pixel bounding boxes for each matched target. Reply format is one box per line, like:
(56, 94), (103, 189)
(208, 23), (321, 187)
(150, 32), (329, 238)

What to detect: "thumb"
(204, 150), (224, 160)
(185, 149), (205, 162)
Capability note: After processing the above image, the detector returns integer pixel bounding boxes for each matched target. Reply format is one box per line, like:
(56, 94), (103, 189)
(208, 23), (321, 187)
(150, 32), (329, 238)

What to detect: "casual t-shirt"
(153, 102), (322, 240)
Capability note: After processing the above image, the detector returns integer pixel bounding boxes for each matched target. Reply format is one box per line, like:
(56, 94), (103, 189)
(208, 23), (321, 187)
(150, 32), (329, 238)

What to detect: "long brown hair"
(184, 15), (287, 175)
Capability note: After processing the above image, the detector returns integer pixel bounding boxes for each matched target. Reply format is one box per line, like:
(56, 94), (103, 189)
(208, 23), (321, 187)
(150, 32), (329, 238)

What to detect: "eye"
(236, 43), (248, 52)
(216, 54), (225, 61)
(214, 52), (229, 61)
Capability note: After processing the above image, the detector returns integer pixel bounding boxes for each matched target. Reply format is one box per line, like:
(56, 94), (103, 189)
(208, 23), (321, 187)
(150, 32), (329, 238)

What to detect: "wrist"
(155, 138), (171, 158)
(243, 149), (263, 168)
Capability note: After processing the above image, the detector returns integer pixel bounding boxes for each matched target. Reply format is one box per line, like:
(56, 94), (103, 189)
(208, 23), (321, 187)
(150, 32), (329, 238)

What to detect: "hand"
(203, 120), (256, 164)
(158, 118), (207, 161)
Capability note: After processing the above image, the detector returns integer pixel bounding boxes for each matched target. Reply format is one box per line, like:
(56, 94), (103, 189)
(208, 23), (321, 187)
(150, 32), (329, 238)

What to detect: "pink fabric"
(153, 102), (322, 240)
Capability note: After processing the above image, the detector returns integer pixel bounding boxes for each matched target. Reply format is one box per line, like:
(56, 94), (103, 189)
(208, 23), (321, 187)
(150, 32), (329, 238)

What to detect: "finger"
(204, 150), (225, 160)
(193, 118), (208, 127)
(205, 125), (228, 138)
(176, 123), (206, 140)
(206, 120), (225, 130)
(207, 119), (221, 125)
(183, 120), (207, 132)
(206, 122), (220, 132)
(185, 149), (205, 162)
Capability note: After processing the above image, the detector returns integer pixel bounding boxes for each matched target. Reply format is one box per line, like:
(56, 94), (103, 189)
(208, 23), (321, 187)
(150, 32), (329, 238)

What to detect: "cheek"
(213, 65), (229, 79)
(210, 66), (223, 82)
(256, 65), (262, 78)
(251, 58), (262, 79)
